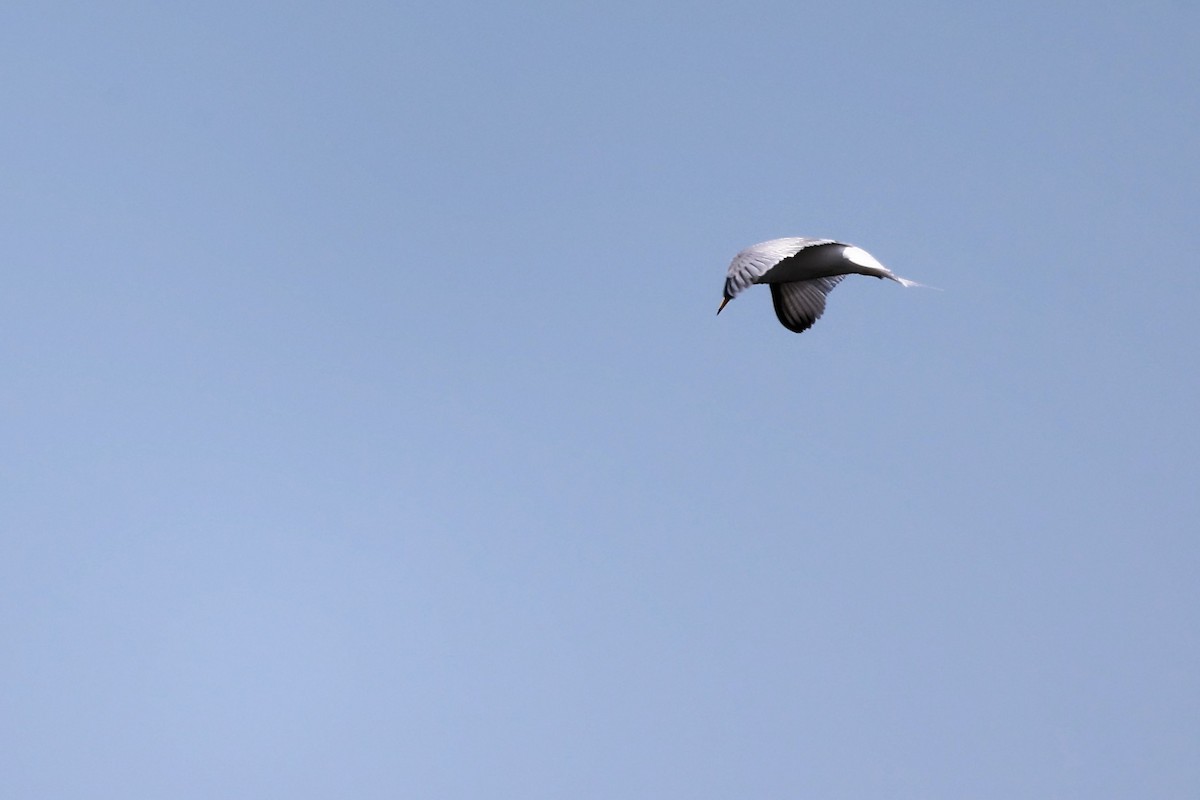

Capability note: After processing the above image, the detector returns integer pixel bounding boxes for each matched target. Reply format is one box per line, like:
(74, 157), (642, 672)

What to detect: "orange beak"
(716, 296), (731, 315)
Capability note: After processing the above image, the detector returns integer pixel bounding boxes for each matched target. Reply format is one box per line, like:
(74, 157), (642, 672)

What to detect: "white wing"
(723, 237), (837, 300)
(769, 277), (845, 333)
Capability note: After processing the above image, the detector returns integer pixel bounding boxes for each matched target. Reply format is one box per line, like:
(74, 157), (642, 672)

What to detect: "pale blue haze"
(3, 2), (1198, 797)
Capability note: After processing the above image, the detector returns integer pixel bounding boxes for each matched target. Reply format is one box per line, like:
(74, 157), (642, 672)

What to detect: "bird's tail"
(891, 275), (941, 290)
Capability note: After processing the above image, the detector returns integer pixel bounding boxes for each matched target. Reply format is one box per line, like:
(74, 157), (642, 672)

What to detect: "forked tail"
(891, 275), (941, 290)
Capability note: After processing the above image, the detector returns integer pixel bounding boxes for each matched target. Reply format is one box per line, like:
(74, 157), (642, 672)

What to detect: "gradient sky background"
(3, 2), (1198, 797)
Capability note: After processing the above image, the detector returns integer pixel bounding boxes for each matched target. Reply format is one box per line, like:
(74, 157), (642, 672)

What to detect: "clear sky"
(3, 2), (1198, 797)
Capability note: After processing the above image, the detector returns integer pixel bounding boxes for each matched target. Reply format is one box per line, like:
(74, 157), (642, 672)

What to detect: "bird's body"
(717, 237), (921, 334)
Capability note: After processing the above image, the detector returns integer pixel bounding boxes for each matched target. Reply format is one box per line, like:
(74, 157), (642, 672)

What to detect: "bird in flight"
(717, 238), (923, 334)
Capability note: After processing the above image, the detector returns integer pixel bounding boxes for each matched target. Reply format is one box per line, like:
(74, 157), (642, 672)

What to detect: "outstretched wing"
(723, 237), (837, 300)
(769, 277), (845, 334)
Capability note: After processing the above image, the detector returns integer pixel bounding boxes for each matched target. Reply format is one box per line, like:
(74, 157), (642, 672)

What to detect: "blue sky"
(3, 2), (1198, 797)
